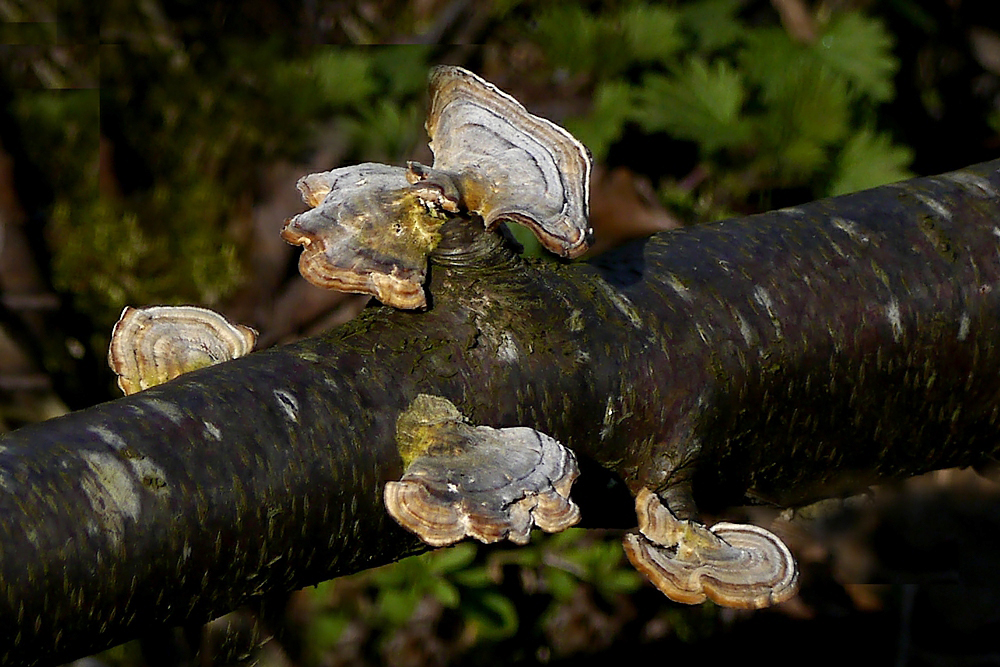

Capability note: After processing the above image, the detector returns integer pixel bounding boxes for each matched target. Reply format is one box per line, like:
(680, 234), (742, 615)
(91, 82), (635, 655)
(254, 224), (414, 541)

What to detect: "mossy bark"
(3, 161), (1000, 664)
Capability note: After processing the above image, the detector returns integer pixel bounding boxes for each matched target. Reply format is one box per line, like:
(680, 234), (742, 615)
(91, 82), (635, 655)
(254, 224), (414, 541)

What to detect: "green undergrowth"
(524, 0), (913, 221)
(300, 529), (683, 664)
(10, 35), (435, 334)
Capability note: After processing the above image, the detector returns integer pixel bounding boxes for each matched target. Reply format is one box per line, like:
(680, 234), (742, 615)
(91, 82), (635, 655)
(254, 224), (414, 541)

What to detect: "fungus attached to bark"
(109, 305), (257, 395)
(423, 65), (593, 258)
(384, 394), (580, 546)
(281, 163), (447, 310)
(282, 66), (594, 310)
(622, 488), (798, 609)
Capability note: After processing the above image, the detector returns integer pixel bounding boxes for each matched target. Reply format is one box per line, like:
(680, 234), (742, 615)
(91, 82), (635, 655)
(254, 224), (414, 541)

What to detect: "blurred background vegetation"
(2, 0), (1000, 665)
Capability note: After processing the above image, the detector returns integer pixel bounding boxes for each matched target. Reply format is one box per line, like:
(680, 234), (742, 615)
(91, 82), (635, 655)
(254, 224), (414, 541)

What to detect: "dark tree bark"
(3, 160), (1000, 665)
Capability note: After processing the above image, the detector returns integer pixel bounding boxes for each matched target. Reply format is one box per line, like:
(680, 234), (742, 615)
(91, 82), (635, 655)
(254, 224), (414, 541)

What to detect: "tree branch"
(3, 161), (1000, 664)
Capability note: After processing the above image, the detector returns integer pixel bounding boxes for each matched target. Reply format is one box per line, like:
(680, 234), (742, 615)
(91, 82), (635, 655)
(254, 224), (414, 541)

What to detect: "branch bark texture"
(3, 161), (1000, 664)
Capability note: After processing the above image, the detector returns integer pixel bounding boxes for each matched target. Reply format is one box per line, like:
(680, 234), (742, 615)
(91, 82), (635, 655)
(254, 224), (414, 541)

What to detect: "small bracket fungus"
(420, 65), (593, 259)
(623, 488), (798, 609)
(384, 394), (581, 546)
(109, 305), (257, 395)
(282, 66), (593, 309)
(281, 163), (448, 310)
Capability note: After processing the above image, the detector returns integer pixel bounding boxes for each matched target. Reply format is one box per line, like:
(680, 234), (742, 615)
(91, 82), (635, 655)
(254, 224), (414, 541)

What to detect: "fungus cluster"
(624, 489), (798, 608)
(280, 65), (593, 310)
(110, 66), (800, 610)
(383, 394), (580, 546)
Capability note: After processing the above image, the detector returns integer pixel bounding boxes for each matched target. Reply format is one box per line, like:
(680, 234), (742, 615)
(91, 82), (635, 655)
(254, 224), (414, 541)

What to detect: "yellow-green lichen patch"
(394, 394), (466, 468)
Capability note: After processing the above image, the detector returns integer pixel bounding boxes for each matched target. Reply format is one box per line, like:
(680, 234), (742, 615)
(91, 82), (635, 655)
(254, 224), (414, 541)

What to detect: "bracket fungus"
(419, 65), (593, 258)
(109, 305), (257, 395)
(623, 488), (799, 609)
(280, 163), (448, 310)
(384, 394), (581, 546)
(282, 66), (593, 309)
(287, 65), (798, 610)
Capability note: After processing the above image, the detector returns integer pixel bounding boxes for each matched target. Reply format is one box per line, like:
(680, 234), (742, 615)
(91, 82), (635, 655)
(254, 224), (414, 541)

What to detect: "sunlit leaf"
(464, 590), (520, 640)
(504, 221), (545, 258)
(619, 4), (684, 63)
(428, 578), (461, 608)
(377, 587), (422, 626)
(739, 27), (810, 100)
(676, 0), (745, 51)
(812, 11), (898, 101)
(637, 57), (749, 152)
(532, 4), (601, 73)
(370, 45), (434, 97)
(428, 542), (477, 573)
(828, 128), (914, 195)
(564, 79), (634, 161)
(596, 569), (644, 596)
(450, 565), (495, 588)
(306, 613), (350, 651)
(543, 567), (579, 601)
(348, 98), (423, 161)
(310, 49), (377, 107)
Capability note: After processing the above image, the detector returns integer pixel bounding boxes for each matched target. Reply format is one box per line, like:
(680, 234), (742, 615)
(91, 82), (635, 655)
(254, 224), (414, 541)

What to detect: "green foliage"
(347, 98), (425, 162)
(302, 529), (645, 664)
(527, 1), (912, 219)
(303, 540), (523, 662)
(302, 543), (506, 664)
(745, 55), (853, 178)
(675, 0), (745, 51)
(565, 79), (635, 161)
(371, 542), (477, 625)
(504, 221), (546, 258)
(10, 39), (433, 342)
(306, 50), (379, 108)
(532, 3), (685, 77)
(638, 57), (749, 152)
(12, 86), (251, 329)
(620, 4), (684, 63)
(269, 49), (377, 118)
(814, 12), (898, 102)
(828, 127), (915, 196)
(531, 5), (618, 76)
(989, 109), (1000, 138)
(495, 528), (644, 603)
(47, 191), (244, 322)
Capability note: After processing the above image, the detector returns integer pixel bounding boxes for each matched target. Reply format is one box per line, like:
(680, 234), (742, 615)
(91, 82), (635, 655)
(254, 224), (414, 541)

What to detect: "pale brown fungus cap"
(623, 488), (799, 609)
(425, 66), (593, 259)
(384, 394), (581, 546)
(281, 163), (446, 310)
(109, 305), (257, 396)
